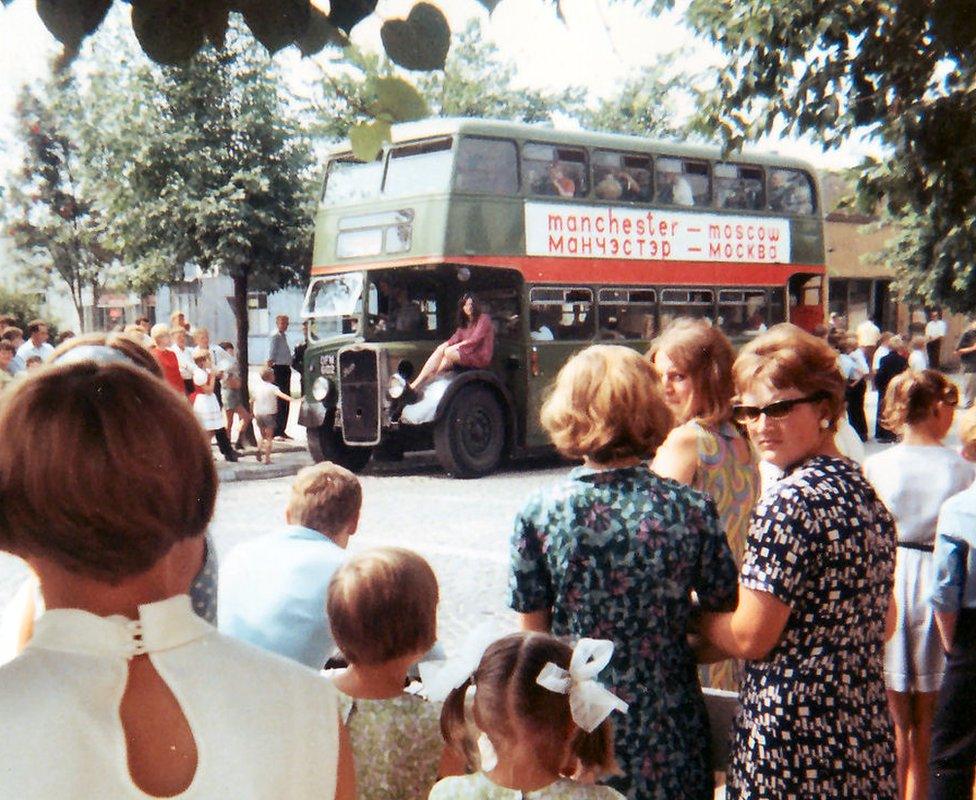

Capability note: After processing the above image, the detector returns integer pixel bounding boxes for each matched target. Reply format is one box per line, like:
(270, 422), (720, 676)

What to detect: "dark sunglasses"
(732, 391), (831, 423)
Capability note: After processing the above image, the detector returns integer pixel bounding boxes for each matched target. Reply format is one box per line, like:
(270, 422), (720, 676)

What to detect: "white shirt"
(926, 319), (948, 340)
(170, 344), (193, 379)
(15, 340), (53, 364)
(253, 380), (282, 416)
(908, 350), (928, 371)
(856, 319), (881, 347)
(0, 595), (340, 798)
(872, 345), (891, 372)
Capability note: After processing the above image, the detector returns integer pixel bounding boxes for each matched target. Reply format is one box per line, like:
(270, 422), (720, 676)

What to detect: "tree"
(685, 0), (976, 310)
(2, 71), (115, 331)
(96, 26), (315, 403)
(576, 61), (685, 138)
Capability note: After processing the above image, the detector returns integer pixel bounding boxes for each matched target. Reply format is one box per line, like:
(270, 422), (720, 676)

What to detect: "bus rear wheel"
(307, 412), (373, 473)
(434, 384), (506, 478)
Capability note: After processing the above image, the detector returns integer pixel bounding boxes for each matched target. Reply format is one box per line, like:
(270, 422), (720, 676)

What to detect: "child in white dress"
(326, 547), (462, 799)
(427, 632), (627, 800)
(191, 347), (237, 462)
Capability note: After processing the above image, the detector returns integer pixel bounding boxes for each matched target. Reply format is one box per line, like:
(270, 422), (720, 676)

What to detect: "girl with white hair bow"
(426, 631), (627, 799)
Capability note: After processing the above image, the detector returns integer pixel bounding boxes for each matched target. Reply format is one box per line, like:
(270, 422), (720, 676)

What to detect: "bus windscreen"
(322, 159), (382, 206)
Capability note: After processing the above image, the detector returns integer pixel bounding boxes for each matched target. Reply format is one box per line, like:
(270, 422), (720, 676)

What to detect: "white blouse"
(0, 594), (340, 798)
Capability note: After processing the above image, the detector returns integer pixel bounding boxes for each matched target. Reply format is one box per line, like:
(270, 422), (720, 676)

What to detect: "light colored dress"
(330, 680), (444, 800)
(864, 443), (974, 692)
(192, 367), (224, 431)
(0, 594), (340, 798)
(430, 772), (625, 799)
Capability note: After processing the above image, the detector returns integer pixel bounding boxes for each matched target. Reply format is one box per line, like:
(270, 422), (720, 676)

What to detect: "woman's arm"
(700, 587), (792, 660)
(651, 423), (698, 485)
(517, 609), (551, 632)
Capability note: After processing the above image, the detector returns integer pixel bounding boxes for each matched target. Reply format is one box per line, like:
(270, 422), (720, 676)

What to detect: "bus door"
(525, 287), (596, 447)
(788, 273), (825, 332)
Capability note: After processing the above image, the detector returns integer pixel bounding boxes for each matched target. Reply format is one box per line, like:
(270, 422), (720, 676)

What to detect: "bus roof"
(327, 117), (819, 172)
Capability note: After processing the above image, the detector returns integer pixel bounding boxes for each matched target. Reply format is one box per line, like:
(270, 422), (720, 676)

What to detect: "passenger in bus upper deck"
(409, 293), (494, 393)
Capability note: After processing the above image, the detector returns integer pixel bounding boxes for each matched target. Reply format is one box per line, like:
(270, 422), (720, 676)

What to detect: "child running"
(326, 547), (460, 799)
(253, 366), (294, 464)
(428, 631), (627, 799)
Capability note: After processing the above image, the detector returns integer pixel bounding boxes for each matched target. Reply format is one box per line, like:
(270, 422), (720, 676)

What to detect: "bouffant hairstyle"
(457, 292), (482, 327)
(441, 632), (618, 778)
(0, 361), (217, 582)
(286, 462), (362, 537)
(328, 547), (438, 666)
(541, 345), (672, 462)
(647, 318), (736, 426)
(732, 323), (846, 431)
(882, 369), (958, 432)
(51, 331), (161, 377)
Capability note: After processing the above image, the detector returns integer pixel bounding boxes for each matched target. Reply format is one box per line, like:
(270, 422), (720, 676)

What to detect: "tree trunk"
(233, 272), (250, 408)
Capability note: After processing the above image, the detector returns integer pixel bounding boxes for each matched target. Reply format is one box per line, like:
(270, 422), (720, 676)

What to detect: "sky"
(0, 0), (881, 175)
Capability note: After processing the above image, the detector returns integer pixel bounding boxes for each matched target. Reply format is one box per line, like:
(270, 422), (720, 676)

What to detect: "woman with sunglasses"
(699, 324), (897, 800)
(863, 370), (974, 800)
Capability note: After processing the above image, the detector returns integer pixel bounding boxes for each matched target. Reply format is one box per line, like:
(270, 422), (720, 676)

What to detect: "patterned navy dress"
(727, 455), (897, 799)
(509, 464), (738, 800)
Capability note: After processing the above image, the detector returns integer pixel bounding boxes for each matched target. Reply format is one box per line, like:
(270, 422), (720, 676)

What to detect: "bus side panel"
(790, 217), (825, 265)
(445, 197), (524, 258)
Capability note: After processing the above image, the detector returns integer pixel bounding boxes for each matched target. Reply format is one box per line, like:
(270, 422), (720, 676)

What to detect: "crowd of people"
(0, 313), (975, 800)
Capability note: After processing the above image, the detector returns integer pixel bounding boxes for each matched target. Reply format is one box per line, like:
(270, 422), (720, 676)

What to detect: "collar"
(281, 524), (343, 548)
(29, 594), (212, 660)
(570, 462), (649, 481)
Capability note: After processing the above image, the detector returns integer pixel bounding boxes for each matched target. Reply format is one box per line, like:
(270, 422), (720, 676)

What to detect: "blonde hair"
(958, 408), (976, 460)
(733, 323), (846, 431)
(327, 547), (438, 665)
(541, 345), (673, 462)
(286, 462), (362, 537)
(647, 318), (736, 425)
(191, 347), (211, 366)
(150, 323), (170, 341)
(882, 369), (958, 431)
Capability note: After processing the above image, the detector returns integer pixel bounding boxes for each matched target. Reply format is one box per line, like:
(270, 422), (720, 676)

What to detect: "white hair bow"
(535, 638), (628, 733)
(419, 622), (501, 703)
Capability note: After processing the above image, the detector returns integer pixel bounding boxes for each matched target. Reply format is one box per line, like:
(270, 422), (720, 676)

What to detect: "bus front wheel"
(307, 413), (373, 473)
(434, 385), (506, 478)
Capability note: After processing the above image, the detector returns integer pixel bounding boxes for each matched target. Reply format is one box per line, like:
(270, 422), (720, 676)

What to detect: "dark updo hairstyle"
(882, 369), (958, 432)
(440, 632), (618, 778)
(457, 292), (482, 327)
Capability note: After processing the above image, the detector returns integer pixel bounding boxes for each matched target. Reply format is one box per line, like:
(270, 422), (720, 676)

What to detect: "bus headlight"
(387, 373), (406, 399)
(311, 376), (331, 401)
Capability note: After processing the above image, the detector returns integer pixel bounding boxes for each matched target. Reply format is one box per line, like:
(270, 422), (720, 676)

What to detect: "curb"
(214, 441), (312, 483)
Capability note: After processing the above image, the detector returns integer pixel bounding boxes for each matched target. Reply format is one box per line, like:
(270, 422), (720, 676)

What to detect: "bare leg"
(908, 692), (938, 800)
(889, 690), (912, 800)
(410, 343), (448, 390)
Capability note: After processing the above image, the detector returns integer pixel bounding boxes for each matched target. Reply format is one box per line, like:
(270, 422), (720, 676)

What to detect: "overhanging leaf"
(476, 0), (503, 10)
(328, 0), (378, 35)
(236, 0), (310, 54)
(380, 3), (450, 72)
(297, 7), (348, 56)
(131, 0), (207, 65)
(349, 119), (391, 162)
(36, 0), (112, 50)
(371, 76), (428, 122)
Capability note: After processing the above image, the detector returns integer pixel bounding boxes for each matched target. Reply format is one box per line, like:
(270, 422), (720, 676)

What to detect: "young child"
(253, 366), (294, 464)
(326, 547), (459, 800)
(191, 347), (237, 462)
(928, 408), (976, 799)
(24, 355), (42, 371)
(429, 632), (626, 799)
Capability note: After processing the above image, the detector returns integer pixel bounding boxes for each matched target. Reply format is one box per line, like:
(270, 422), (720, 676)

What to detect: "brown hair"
(286, 462), (362, 537)
(51, 331), (161, 377)
(2, 327), (23, 342)
(541, 345), (672, 462)
(647, 318), (736, 425)
(882, 369), (958, 431)
(0, 361), (217, 582)
(0, 341), (14, 355)
(440, 632), (618, 778)
(327, 547), (437, 665)
(26, 319), (46, 337)
(457, 292), (482, 327)
(733, 323), (846, 431)
(260, 367), (275, 382)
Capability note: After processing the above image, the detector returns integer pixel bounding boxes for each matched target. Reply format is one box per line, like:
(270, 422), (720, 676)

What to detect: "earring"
(477, 732), (498, 771)
(819, 418), (830, 430)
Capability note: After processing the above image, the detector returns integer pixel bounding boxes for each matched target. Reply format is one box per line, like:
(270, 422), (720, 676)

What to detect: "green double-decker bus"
(299, 118), (826, 477)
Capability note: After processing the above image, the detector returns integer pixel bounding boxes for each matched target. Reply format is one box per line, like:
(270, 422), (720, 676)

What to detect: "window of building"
(523, 143), (588, 199)
(529, 287), (594, 340)
(768, 168), (816, 215)
(655, 157), (710, 207)
(597, 288), (657, 340)
(659, 288), (714, 328)
(717, 288), (768, 338)
(247, 291), (269, 336)
(383, 138), (454, 198)
(455, 137), (518, 195)
(714, 163), (765, 210)
(592, 151), (652, 202)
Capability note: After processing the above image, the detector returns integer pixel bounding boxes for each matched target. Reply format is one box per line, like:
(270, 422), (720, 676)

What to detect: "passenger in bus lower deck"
(409, 293), (494, 393)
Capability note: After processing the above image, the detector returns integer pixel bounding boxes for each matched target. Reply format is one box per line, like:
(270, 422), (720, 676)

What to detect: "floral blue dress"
(508, 464), (738, 800)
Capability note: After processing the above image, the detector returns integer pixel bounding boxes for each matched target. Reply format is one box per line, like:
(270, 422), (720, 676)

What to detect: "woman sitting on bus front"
(409, 293), (494, 392)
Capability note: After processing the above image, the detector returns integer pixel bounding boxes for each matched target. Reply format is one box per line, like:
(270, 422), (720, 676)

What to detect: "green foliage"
(0, 286), (48, 336)
(686, 0), (976, 311)
(380, 3), (450, 71)
(576, 62), (685, 138)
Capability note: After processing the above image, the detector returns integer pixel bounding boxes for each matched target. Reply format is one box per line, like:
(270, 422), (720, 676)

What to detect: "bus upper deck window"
(455, 137), (518, 195)
(769, 168), (815, 215)
(523, 143), (588, 199)
(655, 157), (710, 207)
(593, 151), (651, 202)
(714, 163), (765, 211)
(383, 138), (454, 198)
(322, 156), (383, 206)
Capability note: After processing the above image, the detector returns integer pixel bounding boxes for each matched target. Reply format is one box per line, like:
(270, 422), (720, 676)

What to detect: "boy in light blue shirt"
(218, 462), (360, 669)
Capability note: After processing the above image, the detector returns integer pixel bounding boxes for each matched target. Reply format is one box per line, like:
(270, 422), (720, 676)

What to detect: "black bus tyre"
(434, 384), (506, 478)
(307, 416), (373, 473)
